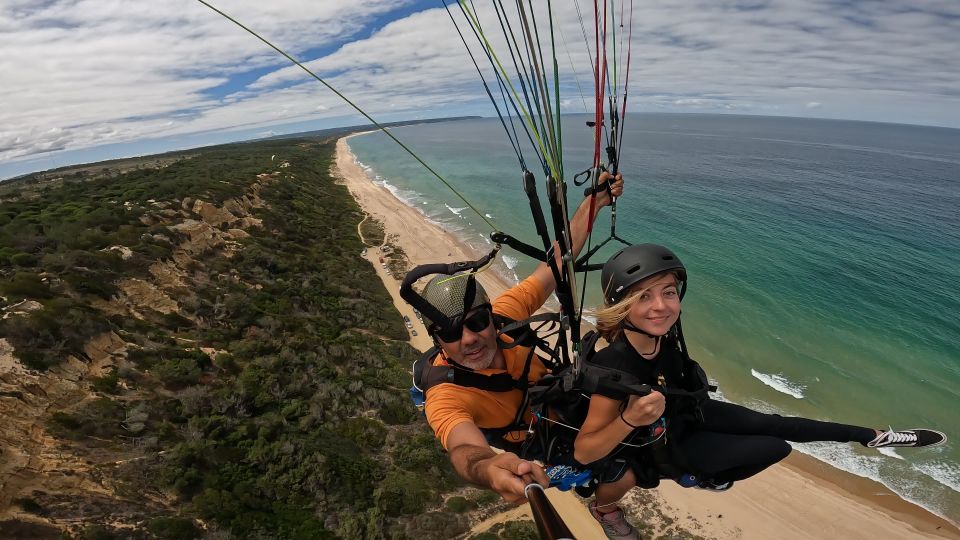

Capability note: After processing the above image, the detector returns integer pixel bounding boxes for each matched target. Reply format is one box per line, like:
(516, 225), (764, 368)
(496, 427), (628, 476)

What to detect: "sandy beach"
(333, 134), (959, 539)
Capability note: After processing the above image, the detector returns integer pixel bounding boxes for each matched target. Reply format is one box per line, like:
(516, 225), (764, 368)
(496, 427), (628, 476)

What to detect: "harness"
(520, 328), (717, 494)
(409, 312), (563, 451)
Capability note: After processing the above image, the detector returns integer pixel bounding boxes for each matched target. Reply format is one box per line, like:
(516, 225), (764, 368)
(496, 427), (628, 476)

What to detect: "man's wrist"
(456, 445), (497, 486)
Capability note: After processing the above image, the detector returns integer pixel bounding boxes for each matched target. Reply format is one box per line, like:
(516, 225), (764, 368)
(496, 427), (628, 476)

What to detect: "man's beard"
(458, 346), (495, 370)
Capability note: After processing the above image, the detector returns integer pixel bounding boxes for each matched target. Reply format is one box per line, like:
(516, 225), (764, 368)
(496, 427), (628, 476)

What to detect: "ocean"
(347, 113), (960, 522)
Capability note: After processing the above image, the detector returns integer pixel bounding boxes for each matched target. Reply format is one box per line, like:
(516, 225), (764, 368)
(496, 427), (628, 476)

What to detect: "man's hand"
(477, 452), (550, 504)
(530, 170), (625, 293)
(593, 171), (624, 208)
(447, 423), (549, 503)
(622, 389), (665, 427)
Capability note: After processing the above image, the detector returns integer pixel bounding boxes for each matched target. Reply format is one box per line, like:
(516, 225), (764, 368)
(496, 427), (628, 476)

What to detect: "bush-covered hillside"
(0, 138), (484, 539)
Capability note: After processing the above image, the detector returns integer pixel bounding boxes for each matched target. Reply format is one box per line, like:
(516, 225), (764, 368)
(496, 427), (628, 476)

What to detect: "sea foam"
(790, 440), (958, 522)
(375, 179), (415, 207)
(445, 204), (468, 217)
(915, 460), (960, 493)
(750, 369), (806, 399)
(878, 448), (905, 460)
(744, 397), (957, 522)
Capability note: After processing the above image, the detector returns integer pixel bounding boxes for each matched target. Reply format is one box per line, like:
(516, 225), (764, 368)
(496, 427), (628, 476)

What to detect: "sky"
(1, 0), (958, 180)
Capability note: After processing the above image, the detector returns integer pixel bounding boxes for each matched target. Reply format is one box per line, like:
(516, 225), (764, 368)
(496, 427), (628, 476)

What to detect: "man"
(411, 171), (624, 503)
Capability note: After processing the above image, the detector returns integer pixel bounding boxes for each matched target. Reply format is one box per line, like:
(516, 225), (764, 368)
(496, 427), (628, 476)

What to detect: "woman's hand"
(622, 389), (665, 427)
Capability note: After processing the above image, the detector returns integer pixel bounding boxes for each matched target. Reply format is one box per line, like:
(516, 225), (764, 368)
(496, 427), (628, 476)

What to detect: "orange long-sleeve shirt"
(424, 274), (552, 450)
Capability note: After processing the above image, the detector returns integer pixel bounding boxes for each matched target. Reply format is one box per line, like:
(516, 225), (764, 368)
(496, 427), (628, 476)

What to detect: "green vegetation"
(472, 520), (540, 540)
(445, 495), (477, 513)
(1, 138), (467, 537)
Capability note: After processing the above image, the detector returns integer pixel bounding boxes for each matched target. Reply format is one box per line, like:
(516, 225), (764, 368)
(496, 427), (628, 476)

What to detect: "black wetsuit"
(588, 336), (876, 484)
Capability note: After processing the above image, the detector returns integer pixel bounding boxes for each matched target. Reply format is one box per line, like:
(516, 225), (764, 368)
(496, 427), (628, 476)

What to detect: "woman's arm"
(574, 391), (665, 464)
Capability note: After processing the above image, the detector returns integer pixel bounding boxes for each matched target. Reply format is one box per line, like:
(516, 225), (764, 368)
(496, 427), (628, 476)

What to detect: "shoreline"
(334, 134), (960, 538)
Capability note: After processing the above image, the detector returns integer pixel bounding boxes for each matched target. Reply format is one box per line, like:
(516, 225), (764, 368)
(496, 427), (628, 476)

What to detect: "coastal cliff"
(0, 138), (480, 538)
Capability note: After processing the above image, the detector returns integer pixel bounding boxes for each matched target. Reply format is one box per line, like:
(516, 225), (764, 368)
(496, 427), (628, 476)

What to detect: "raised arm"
(530, 171), (624, 295)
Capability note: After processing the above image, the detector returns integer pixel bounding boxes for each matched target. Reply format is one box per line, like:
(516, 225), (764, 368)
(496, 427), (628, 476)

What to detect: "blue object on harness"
(410, 387), (425, 412)
(545, 465), (593, 491)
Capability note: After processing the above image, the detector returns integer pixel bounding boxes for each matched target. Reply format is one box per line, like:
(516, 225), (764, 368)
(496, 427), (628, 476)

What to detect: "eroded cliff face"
(0, 173), (277, 534)
(0, 335), (124, 519)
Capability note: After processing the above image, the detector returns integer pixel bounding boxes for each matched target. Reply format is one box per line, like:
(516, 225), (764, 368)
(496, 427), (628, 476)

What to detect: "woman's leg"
(698, 399), (876, 445)
(678, 430), (792, 483)
(593, 467), (637, 510)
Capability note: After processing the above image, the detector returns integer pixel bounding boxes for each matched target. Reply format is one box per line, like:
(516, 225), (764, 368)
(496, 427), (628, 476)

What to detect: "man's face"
(436, 306), (499, 370)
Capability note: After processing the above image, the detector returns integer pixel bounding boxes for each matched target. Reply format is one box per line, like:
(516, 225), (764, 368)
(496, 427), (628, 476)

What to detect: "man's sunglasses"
(433, 307), (493, 343)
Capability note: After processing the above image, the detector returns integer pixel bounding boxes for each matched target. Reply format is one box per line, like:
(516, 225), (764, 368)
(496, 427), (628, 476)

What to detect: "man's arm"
(446, 422), (549, 503)
(530, 171), (624, 294)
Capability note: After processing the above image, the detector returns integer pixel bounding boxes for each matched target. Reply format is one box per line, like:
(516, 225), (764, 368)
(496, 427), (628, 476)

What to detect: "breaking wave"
(750, 369), (805, 399)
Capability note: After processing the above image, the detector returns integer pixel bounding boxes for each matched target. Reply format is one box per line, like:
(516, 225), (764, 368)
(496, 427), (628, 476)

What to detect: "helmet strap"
(463, 273), (478, 318)
(621, 319), (659, 339)
(433, 336), (476, 372)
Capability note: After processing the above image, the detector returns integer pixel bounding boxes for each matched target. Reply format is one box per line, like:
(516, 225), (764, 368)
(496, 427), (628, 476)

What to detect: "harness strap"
(498, 312), (560, 348)
(422, 364), (519, 393)
(411, 313), (549, 446)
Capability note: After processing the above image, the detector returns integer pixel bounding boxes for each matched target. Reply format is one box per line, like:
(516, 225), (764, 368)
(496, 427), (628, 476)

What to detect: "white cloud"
(1, 0), (958, 174)
(0, 0), (416, 163)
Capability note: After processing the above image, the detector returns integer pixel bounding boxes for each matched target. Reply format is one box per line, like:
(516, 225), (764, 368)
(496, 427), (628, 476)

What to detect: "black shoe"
(867, 427), (947, 449)
(695, 479), (733, 492)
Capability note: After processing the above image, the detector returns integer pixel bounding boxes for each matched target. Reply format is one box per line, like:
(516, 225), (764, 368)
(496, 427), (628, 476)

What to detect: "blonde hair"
(595, 272), (680, 342)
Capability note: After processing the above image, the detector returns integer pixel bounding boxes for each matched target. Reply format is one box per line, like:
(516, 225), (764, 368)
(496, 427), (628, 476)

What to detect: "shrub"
(214, 352), (240, 374)
(374, 469), (434, 516)
(61, 269), (118, 299)
(0, 298), (110, 370)
(152, 356), (203, 390)
(404, 511), (468, 536)
(49, 411), (82, 432)
(82, 525), (116, 540)
(0, 272), (52, 300)
(91, 371), (120, 394)
(47, 399), (125, 440)
(161, 312), (194, 331)
(445, 495), (476, 513)
(9, 252), (38, 267)
(336, 417), (387, 448)
(379, 395), (417, 426)
(145, 517), (201, 540)
(497, 520), (539, 539)
(474, 490), (500, 505)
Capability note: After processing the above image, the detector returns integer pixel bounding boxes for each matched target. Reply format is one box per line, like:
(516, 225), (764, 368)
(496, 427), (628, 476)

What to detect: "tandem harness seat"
(409, 324), (719, 495)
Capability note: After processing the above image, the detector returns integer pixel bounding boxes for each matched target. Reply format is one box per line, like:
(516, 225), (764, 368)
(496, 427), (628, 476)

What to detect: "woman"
(573, 243), (947, 540)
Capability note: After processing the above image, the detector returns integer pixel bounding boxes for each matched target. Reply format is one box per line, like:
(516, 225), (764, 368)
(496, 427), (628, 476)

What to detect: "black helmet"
(601, 244), (687, 304)
(420, 273), (489, 329)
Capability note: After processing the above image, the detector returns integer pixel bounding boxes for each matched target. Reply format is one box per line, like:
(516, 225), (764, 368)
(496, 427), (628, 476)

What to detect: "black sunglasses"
(433, 307), (493, 343)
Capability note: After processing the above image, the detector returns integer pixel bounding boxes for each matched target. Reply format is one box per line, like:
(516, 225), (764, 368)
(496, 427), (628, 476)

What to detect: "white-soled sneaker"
(589, 500), (640, 540)
(867, 427), (947, 449)
(695, 479), (734, 492)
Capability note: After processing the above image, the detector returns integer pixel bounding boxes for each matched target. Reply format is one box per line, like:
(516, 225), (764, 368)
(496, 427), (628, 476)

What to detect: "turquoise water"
(348, 114), (960, 522)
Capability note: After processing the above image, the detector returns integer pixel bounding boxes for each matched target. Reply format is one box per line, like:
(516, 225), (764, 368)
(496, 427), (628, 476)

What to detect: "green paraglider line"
(194, 0), (497, 232)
